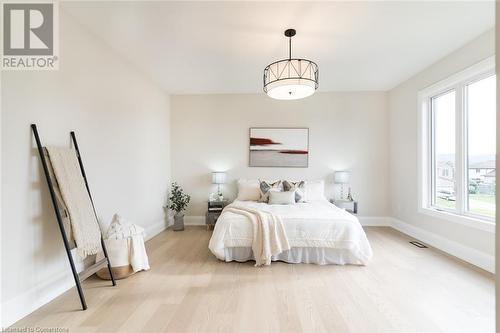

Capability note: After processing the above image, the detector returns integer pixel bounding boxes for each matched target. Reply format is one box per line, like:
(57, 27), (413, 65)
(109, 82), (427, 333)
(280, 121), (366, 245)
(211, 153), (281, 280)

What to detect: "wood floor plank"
(9, 226), (494, 333)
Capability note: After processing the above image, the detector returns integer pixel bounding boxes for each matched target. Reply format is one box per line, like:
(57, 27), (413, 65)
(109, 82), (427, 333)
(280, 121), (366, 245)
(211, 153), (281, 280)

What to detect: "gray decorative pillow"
(259, 180), (281, 202)
(282, 180), (306, 203)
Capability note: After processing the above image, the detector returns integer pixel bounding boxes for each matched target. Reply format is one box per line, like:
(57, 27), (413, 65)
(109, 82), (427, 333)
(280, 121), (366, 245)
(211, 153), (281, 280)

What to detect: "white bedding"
(208, 199), (373, 265)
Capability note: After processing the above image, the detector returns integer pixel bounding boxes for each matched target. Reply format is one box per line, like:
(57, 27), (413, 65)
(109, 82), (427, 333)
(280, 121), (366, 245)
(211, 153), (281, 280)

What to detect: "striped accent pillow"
(282, 180), (306, 203)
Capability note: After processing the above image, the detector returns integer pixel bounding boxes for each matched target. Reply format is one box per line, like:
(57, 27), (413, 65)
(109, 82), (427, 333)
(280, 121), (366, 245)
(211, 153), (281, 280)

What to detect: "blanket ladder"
(31, 124), (116, 310)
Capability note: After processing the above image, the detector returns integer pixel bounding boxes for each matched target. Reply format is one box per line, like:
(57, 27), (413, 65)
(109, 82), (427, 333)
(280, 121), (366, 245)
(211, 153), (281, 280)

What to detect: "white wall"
(1, 10), (171, 326)
(171, 92), (389, 219)
(388, 29), (495, 267)
(495, 1), (499, 327)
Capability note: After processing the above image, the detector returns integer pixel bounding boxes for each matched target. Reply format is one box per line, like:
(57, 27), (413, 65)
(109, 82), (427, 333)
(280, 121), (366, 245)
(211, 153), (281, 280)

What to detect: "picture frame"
(249, 127), (309, 167)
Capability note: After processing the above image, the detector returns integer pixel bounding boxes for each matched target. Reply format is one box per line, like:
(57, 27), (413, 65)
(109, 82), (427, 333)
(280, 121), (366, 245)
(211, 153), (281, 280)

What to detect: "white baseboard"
(1, 218), (168, 328)
(389, 217), (494, 273)
(1, 249), (93, 328)
(184, 216), (206, 226)
(1, 270), (76, 329)
(144, 219), (169, 241)
(358, 216), (391, 227)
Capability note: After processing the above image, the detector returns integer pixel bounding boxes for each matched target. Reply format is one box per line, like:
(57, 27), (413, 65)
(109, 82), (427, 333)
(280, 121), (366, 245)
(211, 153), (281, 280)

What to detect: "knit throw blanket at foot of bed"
(224, 204), (290, 266)
(46, 147), (102, 258)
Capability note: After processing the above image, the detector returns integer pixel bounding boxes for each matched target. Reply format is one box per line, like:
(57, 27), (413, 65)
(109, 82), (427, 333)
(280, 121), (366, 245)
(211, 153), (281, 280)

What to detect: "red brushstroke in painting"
(279, 150), (308, 154)
(250, 137), (281, 146)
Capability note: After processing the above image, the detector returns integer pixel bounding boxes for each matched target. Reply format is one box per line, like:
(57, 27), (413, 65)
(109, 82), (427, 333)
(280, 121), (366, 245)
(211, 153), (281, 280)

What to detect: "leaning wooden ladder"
(31, 124), (116, 310)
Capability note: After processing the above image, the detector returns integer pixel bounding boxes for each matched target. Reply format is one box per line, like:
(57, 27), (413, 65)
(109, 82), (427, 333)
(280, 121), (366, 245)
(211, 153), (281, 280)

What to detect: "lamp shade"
(264, 60), (318, 100)
(334, 171), (350, 184)
(212, 172), (226, 184)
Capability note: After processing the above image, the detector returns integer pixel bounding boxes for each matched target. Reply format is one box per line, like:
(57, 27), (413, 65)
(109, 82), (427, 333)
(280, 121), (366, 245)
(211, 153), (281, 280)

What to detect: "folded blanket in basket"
(104, 214), (150, 272)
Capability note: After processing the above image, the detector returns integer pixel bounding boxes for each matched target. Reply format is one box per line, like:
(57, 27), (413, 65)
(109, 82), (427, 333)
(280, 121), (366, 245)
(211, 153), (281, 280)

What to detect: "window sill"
(418, 207), (495, 233)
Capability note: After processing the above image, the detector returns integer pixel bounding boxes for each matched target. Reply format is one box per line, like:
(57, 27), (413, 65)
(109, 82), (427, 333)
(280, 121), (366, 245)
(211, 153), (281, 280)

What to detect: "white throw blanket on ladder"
(224, 204), (290, 266)
(47, 147), (102, 258)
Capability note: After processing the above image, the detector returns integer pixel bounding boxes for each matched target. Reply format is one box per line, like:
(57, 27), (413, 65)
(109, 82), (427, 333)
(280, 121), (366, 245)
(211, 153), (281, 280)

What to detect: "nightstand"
(205, 200), (229, 230)
(331, 199), (358, 214)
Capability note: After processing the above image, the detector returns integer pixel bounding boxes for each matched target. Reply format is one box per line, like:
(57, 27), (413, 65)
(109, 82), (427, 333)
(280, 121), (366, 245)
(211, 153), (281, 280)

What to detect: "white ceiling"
(62, 1), (494, 94)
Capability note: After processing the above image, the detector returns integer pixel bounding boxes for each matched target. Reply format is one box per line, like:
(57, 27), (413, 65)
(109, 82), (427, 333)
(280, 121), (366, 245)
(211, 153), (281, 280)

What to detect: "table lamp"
(212, 172), (226, 200)
(334, 171), (350, 200)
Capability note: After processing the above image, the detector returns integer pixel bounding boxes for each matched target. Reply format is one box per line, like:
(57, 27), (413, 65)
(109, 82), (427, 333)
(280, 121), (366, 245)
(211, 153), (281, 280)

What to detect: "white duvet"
(208, 199), (373, 265)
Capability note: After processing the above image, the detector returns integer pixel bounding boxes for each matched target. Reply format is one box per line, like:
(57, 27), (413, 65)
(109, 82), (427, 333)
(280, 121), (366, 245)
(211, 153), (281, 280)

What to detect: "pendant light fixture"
(263, 29), (319, 100)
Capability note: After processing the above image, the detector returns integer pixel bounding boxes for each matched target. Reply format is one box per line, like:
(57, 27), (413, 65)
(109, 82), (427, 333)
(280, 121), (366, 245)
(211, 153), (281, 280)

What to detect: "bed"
(208, 199), (373, 265)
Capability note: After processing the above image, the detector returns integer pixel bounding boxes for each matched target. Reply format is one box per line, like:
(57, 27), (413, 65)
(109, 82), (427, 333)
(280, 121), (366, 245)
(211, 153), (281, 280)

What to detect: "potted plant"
(168, 182), (190, 231)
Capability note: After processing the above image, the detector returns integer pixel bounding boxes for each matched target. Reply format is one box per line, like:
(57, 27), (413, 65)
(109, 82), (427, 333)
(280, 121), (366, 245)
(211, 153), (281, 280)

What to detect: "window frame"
(418, 56), (495, 233)
(429, 88), (457, 214)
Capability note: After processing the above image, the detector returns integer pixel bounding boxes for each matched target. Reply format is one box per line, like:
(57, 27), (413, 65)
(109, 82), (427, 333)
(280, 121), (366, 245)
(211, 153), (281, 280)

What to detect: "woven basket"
(96, 265), (134, 280)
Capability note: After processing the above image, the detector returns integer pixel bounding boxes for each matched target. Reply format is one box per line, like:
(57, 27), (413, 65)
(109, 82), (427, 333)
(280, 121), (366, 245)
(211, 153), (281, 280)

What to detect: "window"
(419, 57), (495, 227)
(431, 90), (456, 210)
(466, 75), (496, 218)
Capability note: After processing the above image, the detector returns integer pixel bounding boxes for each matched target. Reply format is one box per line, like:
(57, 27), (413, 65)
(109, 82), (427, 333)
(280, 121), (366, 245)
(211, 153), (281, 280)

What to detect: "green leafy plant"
(168, 182), (190, 215)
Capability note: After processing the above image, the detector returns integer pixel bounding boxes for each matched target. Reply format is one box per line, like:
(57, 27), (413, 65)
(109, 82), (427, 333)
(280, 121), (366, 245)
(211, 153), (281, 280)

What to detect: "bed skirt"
(222, 247), (366, 265)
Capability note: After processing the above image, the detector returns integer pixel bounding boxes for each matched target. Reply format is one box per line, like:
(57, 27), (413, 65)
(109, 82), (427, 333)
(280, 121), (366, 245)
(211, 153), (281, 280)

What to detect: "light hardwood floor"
(11, 226), (494, 333)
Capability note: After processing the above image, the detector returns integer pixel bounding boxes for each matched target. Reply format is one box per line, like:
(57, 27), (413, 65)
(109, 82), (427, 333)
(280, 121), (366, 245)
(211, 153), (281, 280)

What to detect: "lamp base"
(217, 184), (224, 201)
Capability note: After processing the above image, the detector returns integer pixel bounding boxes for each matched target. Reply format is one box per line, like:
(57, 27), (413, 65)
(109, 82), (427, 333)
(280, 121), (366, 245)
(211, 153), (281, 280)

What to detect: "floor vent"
(409, 241), (428, 248)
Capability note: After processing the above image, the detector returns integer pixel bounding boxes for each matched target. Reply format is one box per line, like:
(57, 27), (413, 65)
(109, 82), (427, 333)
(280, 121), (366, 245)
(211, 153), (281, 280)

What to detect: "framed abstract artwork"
(249, 127), (309, 167)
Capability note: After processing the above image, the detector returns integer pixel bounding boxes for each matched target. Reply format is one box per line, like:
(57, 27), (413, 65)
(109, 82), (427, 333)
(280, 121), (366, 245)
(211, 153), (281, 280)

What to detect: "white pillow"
(304, 180), (326, 201)
(268, 190), (296, 205)
(236, 179), (261, 201)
